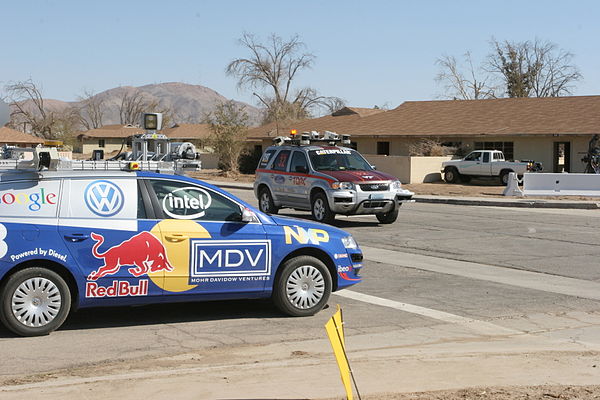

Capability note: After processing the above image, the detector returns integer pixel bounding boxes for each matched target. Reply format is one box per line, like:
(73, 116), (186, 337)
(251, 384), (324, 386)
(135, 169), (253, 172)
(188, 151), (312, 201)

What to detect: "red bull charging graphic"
(87, 232), (174, 281)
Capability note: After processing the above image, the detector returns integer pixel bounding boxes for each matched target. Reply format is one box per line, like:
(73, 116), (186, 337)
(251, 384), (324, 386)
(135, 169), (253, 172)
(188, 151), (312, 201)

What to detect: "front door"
(144, 178), (270, 296)
(553, 142), (571, 172)
(59, 177), (164, 304)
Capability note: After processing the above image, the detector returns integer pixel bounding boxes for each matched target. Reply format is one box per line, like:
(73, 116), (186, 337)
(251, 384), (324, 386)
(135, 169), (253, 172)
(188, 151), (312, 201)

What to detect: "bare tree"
(322, 97), (347, 114)
(206, 101), (249, 174)
(5, 80), (57, 137)
(226, 33), (342, 129)
(78, 90), (105, 130)
(435, 52), (496, 100)
(118, 89), (149, 125)
(487, 38), (582, 97)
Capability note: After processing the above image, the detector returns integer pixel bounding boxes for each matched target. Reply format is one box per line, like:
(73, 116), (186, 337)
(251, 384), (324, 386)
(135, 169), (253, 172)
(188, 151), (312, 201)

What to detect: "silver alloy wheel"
(286, 265), (325, 309)
(11, 277), (61, 327)
(260, 192), (270, 212)
(313, 198), (325, 221)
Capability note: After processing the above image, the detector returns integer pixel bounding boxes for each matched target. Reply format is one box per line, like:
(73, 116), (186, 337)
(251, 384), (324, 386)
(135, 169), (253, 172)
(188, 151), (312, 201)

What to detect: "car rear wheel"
(376, 207), (399, 224)
(258, 187), (278, 214)
(272, 256), (332, 317)
(500, 170), (511, 186)
(0, 267), (71, 337)
(311, 193), (335, 224)
(444, 168), (460, 183)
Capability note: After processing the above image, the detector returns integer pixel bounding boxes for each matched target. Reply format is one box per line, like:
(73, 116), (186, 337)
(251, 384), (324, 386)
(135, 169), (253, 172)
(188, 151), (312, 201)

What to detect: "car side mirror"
(371, 165), (377, 170)
(295, 165), (308, 173)
(241, 208), (259, 223)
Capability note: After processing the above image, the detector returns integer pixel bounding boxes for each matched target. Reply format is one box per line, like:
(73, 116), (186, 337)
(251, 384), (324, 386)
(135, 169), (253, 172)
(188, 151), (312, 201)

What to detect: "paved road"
(2, 189), (600, 398)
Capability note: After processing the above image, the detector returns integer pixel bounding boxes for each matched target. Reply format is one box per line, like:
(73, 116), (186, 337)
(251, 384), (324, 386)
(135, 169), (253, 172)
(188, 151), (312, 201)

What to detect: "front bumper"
(327, 186), (414, 215)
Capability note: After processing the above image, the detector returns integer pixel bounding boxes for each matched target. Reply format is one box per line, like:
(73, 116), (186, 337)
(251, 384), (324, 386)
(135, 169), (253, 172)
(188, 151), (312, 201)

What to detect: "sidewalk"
(204, 180), (600, 210)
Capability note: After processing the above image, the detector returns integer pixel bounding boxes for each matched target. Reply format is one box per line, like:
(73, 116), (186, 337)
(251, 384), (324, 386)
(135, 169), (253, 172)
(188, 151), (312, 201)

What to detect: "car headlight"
(391, 180), (402, 190)
(331, 182), (354, 190)
(341, 235), (358, 249)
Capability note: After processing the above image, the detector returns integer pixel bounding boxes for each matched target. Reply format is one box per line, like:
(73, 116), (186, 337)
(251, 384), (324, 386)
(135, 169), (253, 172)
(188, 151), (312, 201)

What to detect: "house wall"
(355, 135), (593, 173)
(82, 138), (127, 155)
(361, 155), (452, 183)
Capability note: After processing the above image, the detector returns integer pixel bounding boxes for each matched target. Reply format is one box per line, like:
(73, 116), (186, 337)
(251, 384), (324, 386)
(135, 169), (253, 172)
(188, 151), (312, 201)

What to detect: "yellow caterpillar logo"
(284, 226), (329, 245)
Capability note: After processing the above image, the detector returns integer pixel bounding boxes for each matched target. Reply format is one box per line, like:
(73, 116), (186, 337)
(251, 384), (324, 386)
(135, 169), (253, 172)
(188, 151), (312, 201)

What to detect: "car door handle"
(165, 234), (189, 242)
(64, 234), (89, 242)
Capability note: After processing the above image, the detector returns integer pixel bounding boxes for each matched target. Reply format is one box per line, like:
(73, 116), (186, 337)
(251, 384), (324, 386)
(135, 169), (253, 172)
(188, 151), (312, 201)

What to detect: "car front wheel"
(376, 207), (399, 224)
(272, 256), (332, 317)
(311, 193), (335, 224)
(0, 267), (71, 337)
(444, 168), (460, 183)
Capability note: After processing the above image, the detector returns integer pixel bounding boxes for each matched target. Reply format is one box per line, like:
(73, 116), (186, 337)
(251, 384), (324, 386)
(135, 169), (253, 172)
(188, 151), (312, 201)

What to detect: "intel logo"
(163, 187), (212, 219)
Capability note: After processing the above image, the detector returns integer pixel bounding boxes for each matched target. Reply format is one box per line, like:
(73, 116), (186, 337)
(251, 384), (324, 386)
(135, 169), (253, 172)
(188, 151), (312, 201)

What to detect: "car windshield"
(308, 149), (373, 171)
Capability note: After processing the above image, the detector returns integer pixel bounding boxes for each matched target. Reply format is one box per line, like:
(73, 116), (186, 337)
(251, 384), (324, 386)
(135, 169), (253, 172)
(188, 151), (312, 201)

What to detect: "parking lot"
(2, 188), (600, 399)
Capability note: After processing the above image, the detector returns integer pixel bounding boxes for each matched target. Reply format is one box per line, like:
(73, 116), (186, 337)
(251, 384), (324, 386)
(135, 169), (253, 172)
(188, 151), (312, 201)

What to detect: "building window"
(98, 139), (106, 148)
(377, 141), (390, 156)
(474, 141), (513, 160)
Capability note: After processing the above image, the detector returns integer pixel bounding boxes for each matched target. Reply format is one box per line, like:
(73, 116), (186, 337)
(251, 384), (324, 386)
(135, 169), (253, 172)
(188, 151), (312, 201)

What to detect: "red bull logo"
(86, 280), (149, 298)
(87, 232), (174, 280)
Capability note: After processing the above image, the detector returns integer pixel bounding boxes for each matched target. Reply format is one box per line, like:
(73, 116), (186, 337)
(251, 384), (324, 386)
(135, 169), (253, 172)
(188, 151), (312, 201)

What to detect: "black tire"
(272, 256), (332, 317)
(444, 168), (460, 183)
(0, 267), (71, 336)
(376, 207), (399, 224)
(311, 192), (335, 224)
(500, 170), (511, 186)
(258, 187), (278, 214)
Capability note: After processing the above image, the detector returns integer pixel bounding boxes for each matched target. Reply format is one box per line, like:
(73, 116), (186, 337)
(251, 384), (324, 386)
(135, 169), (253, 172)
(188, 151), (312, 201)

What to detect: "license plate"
(369, 194), (384, 200)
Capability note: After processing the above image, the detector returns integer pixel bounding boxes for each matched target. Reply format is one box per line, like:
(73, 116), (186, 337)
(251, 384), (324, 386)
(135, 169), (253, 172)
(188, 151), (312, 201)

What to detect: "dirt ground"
(353, 386), (600, 400)
(189, 170), (599, 201)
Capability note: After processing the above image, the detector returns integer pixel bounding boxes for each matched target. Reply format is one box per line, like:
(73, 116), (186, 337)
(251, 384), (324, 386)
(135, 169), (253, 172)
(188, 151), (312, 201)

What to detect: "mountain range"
(17, 82), (264, 128)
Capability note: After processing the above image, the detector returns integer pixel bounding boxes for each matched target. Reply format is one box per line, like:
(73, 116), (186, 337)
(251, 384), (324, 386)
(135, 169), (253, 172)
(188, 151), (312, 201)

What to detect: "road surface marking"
(334, 289), (520, 336)
(361, 246), (600, 301)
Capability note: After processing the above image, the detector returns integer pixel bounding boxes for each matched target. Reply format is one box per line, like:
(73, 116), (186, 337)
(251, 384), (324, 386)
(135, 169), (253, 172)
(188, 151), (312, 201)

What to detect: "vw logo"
(84, 180), (125, 217)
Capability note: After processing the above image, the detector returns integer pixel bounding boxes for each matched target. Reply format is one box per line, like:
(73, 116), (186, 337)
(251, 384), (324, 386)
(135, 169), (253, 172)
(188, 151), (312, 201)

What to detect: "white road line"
(362, 246), (600, 301)
(334, 289), (520, 336)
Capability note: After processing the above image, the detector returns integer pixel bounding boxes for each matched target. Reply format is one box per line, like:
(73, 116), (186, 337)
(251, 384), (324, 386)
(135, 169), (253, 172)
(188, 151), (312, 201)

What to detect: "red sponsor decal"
(291, 176), (306, 185)
(339, 272), (361, 281)
(85, 280), (149, 298)
(87, 232), (174, 281)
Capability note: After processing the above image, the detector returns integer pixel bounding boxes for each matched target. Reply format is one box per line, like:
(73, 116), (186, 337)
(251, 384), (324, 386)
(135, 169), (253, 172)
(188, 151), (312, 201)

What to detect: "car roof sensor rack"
(0, 146), (200, 175)
(272, 131), (351, 146)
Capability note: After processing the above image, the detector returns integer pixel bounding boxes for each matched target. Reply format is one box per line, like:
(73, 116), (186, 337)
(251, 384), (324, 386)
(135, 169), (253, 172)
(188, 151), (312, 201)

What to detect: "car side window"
(272, 150), (290, 171)
(290, 151), (309, 173)
(465, 152), (481, 161)
(147, 179), (242, 222)
(482, 152), (490, 163)
(258, 149), (276, 169)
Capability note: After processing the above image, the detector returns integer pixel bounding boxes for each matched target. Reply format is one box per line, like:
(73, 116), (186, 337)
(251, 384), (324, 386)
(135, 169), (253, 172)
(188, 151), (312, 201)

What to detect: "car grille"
(359, 183), (389, 191)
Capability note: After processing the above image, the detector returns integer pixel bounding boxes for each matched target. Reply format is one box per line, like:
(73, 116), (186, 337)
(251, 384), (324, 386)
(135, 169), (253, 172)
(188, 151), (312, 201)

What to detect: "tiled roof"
(77, 124), (145, 138)
(0, 127), (44, 144)
(249, 97), (600, 139)
(163, 124), (212, 140)
(348, 96), (600, 136)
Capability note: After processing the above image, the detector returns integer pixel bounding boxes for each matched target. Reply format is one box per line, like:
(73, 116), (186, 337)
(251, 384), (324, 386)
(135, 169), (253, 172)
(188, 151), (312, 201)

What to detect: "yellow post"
(325, 305), (354, 400)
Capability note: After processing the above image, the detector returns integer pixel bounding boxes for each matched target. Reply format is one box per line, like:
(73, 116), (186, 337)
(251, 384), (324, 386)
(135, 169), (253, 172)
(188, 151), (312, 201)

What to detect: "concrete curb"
(202, 180), (600, 210)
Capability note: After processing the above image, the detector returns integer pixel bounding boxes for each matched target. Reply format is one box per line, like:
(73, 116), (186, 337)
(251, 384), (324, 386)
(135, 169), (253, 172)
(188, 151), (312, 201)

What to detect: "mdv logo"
(84, 180), (125, 217)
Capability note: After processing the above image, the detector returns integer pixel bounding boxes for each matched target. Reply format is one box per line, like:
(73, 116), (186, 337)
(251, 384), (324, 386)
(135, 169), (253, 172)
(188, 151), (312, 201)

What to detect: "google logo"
(0, 189), (57, 212)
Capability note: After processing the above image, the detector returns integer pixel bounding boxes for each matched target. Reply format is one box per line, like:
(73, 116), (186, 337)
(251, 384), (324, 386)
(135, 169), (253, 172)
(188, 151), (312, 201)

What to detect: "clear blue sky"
(2, 0), (599, 108)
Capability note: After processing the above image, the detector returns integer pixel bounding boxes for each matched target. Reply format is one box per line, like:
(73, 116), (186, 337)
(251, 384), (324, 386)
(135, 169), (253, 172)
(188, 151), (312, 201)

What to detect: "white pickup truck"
(442, 150), (541, 185)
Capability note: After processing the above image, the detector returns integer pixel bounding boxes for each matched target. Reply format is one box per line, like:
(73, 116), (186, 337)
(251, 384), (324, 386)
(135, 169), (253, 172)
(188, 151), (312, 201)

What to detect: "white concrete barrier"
(522, 173), (600, 197)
